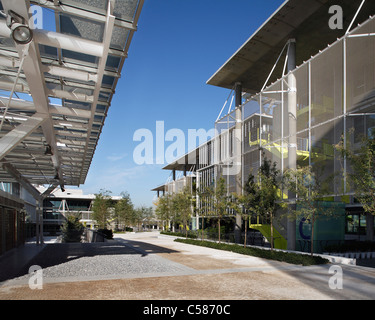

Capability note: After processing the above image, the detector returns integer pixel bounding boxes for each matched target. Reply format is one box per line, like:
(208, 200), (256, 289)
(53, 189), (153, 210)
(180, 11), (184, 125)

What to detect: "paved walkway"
(0, 236), (57, 283)
(0, 232), (375, 300)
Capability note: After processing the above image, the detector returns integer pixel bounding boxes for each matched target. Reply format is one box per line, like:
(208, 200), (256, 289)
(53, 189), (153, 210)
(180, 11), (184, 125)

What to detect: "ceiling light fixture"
(7, 10), (33, 45)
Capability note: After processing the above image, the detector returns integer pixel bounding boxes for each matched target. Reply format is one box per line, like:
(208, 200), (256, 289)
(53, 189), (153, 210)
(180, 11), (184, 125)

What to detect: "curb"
(158, 234), (357, 266)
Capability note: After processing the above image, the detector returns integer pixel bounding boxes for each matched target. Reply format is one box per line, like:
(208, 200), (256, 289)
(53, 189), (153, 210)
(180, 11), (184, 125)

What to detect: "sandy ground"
(0, 232), (374, 300)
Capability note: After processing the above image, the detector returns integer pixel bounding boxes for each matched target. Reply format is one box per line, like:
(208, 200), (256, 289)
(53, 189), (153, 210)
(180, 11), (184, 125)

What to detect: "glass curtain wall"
(239, 16), (375, 201)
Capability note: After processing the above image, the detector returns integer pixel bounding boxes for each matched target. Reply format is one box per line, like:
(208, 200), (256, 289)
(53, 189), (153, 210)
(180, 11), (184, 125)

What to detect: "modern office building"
(153, 0), (375, 252)
(37, 187), (122, 234)
(0, 182), (36, 254)
(0, 0), (144, 254)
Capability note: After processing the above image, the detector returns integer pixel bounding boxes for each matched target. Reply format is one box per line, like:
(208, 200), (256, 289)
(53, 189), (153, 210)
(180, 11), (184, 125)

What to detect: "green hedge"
(60, 216), (84, 243)
(97, 228), (113, 239)
(175, 238), (329, 266)
(324, 241), (375, 253)
(160, 231), (198, 239)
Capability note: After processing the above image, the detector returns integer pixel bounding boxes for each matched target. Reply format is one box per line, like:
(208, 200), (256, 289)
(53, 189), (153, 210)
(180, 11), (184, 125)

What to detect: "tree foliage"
(155, 193), (172, 230)
(61, 215), (84, 243)
(171, 186), (193, 237)
(231, 172), (260, 248)
(284, 165), (335, 256)
(91, 189), (112, 229)
(336, 129), (375, 216)
(114, 192), (134, 231)
(133, 206), (154, 231)
(200, 177), (230, 243)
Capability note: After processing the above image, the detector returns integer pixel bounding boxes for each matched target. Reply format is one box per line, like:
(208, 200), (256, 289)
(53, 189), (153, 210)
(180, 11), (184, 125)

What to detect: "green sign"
(295, 201), (345, 253)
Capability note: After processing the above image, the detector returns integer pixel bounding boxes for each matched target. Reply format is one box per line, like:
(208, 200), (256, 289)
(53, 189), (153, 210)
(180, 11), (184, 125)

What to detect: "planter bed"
(174, 238), (329, 266)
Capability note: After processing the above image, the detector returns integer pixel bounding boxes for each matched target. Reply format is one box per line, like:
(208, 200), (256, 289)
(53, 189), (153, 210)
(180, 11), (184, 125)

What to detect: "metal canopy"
(0, 0), (143, 193)
(162, 148), (199, 172)
(207, 0), (375, 93)
(151, 184), (166, 193)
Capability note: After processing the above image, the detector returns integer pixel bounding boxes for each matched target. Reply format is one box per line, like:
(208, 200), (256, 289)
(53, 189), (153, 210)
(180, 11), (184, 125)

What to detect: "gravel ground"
(3, 241), (192, 285)
(2, 232), (375, 300)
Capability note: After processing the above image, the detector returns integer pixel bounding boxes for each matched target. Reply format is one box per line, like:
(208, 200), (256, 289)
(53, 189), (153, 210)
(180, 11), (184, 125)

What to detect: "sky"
(77, 0), (285, 207)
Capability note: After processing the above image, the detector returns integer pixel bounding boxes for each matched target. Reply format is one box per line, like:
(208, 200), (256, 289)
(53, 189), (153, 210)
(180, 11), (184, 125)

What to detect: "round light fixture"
(11, 23), (33, 45)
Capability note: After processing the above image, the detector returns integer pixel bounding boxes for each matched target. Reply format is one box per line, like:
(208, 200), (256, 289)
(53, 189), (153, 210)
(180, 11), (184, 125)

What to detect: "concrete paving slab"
(0, 231), (374, 300)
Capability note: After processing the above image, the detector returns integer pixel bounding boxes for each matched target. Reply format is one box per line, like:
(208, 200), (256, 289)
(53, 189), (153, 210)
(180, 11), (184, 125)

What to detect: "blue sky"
(79, 0), (285, 207)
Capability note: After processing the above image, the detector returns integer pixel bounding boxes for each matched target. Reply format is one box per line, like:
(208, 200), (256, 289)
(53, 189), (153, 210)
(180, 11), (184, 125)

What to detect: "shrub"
(160, 230), (197, 239)
(324, 241), (375, 253)
(175, 238), (329, 266)
(61, 216), (84, 243)
(98, 228), (113, 239)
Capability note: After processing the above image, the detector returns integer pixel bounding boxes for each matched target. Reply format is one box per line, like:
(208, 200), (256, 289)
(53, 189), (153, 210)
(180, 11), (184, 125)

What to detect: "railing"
(163, 229), (270, 247)
(83, 228), (106, 243)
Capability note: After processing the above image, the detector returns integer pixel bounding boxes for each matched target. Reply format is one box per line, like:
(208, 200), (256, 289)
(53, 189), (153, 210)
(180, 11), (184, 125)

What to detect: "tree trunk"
(244, 216), (248, 248)
(218, 218), (221, 243)
(311, 211), (316, 257)
(201, 216), (204, 241)
(270, 212), (274, 251)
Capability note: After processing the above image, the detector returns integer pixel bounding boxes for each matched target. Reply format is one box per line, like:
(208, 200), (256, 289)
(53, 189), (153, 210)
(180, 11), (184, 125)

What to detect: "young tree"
(284, 165), (334, 256)
(142, 206), (155, 230)
(336, 129), (375, 230)
(155, 194), (172, 231)
(197, 184), (211, 240)
(91, 189), (112, 229)
(61, 215), (84, 243)
(133, 207), (143, 231)
(204, 177), (230, 243)
(233, 156), (284, 250)
(257, 158), (283, 251)
(231, 172), (260, 248)
(173, 186), (193, 238)
(114, 191), (134, 231)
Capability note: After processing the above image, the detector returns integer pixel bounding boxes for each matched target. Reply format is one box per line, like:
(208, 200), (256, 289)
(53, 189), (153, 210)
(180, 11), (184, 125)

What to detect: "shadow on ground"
(114, 237), (179, 256)
(0, 239), (179, 283)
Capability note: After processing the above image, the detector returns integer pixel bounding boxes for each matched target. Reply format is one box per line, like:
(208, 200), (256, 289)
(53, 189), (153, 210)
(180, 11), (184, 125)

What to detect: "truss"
(0, 0), (143, 197)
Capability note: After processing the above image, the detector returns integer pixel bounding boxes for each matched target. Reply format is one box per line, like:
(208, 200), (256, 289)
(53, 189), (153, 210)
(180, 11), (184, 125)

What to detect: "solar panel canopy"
(0, 0), (143, 195)
(207, 0), (375, 93)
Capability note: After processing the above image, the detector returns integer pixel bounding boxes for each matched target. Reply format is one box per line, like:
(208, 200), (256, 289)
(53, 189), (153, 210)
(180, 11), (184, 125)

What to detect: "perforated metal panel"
(0, 0), (143, 191)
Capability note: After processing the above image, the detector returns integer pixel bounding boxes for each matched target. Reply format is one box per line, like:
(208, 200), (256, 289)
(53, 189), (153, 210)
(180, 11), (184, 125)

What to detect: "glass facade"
(42, 197), (93, 228)
(196, 17), (375, 199)
(192, 17), (375, 244)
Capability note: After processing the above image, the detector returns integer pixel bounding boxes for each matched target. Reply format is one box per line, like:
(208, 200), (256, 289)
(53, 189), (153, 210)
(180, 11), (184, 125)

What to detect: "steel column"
(234, 82), (242, 244)
(286, 39), (297, 251)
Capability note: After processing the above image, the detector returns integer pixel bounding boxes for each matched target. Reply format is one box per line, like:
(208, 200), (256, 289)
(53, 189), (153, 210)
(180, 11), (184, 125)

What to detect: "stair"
(249, 224), (287, 250)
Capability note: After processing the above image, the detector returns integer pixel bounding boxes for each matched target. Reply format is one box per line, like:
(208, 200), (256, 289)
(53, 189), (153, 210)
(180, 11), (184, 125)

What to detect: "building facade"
(153, 0), (375, 252)
(0, 182), (36, 255)
(40, 187), (122, 233)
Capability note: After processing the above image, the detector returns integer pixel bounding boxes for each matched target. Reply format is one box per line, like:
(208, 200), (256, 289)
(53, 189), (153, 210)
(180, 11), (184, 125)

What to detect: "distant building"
(0, 0), (143, 255)
(38, 187), (122, 234)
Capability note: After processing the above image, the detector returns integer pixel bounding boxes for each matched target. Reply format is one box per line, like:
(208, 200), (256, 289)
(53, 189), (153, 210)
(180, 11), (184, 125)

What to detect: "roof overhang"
(151, 185), (166, 192)
(207, 0), (375, 93)
(0, 0), (143, 197)
(162, 148), (199, 172)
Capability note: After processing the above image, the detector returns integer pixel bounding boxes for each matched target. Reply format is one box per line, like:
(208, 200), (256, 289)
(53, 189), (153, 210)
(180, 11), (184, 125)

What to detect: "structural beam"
(0, 114), (46, 160)
(79, 2), (115, 183)
(234, 81), (242, 244)
(1, 161), (41, 200)
(286, 39), (297, 251)
(0, 19), (104, 57)
(30, 0), (138, 30)
(0, 97), (92, 119)
(40, 183), (58, 199)
(1, 0), (66, 190)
